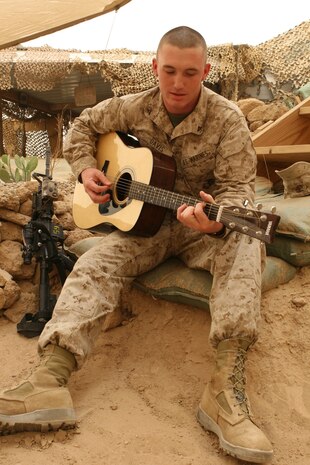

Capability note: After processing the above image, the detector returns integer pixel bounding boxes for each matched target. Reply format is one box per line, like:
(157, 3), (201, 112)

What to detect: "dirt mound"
(0, 266), (309, 465)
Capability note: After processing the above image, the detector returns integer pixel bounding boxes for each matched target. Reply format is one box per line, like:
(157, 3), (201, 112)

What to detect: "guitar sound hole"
(115, 172), (132, 204)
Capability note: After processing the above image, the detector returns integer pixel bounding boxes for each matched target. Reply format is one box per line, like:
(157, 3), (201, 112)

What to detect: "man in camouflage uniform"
(0, 26), (273, 463)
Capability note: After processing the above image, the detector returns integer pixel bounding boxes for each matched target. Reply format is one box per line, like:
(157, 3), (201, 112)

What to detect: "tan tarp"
(0, 0), (131, 50)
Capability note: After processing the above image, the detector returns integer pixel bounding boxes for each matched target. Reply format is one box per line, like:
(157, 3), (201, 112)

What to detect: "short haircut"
(157, 26), (207, 60)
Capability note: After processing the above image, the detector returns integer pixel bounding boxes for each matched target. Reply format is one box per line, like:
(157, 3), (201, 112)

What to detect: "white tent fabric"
(0, 0), (131, 50)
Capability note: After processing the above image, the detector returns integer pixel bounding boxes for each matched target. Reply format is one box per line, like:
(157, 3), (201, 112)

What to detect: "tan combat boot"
(0, 344), (76, 434)
(197, 338), (273, 463)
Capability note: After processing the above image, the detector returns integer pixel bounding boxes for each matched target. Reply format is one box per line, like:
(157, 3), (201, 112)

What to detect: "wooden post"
(46, 114), (63, 157)
(0, 98), (4, 154)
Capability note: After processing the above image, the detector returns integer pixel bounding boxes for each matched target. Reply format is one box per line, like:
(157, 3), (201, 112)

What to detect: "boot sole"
(197, 405), (273, 463)
(0, 408), (76, 435)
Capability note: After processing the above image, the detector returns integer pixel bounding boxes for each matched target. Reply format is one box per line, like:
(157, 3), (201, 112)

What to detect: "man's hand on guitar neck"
(81, 168), (112, 204)
(177, 191), (224, 235)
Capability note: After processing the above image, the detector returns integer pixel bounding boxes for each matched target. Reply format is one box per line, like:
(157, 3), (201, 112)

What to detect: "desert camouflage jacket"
(64, 85), (257, 208)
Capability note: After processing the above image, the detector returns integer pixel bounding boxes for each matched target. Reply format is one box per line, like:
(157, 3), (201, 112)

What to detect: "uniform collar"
(145, 85), (208, 139)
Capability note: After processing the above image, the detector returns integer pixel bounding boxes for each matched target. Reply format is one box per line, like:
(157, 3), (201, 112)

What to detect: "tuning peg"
(271, 206), (277, 214)
(256, 203), (263, 210)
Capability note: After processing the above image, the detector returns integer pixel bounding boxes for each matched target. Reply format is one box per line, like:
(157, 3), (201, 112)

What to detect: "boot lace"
(229, 347), (250, 417)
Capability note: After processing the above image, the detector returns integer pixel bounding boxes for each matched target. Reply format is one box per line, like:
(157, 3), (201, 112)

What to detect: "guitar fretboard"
(129, 180), (217, 220)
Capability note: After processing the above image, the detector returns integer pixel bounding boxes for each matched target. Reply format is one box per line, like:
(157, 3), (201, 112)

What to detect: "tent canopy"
(0, 0), (131, 50)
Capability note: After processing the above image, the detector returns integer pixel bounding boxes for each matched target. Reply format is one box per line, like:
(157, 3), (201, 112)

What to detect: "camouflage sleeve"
(63, 97), (129, 179)
(212, 114), (257, 209)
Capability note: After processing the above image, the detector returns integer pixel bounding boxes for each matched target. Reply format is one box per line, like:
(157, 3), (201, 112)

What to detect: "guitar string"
(100, 175), (273, 236)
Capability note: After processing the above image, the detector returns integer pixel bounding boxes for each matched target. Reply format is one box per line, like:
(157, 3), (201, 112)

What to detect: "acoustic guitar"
(72, 132), (280, 243)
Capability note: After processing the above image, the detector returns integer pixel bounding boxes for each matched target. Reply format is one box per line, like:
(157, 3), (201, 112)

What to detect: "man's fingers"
(199, 191), (214, 204)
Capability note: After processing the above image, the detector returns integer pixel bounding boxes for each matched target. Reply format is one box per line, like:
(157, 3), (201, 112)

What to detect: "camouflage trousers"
(39, 215), (265, 368)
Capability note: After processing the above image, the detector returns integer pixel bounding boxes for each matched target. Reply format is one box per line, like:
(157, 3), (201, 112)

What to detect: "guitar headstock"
(221, 205), (281, 244)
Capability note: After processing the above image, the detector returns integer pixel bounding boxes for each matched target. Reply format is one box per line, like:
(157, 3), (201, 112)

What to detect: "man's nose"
(173, 74), (184, 89)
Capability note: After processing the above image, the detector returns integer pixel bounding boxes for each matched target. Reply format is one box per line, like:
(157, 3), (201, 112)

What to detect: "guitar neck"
(128, 180), (280, 244)
(129, 180), (218, 219)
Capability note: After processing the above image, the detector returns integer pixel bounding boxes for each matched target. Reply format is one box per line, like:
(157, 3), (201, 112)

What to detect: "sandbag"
(134, 256), (296, 311)
(267, 236), (310, 267)
(256, 193), (310, 242)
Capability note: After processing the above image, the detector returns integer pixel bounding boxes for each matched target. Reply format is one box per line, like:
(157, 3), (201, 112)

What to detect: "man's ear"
(152, 58), (158, 77)
(203, 63), (211, 80)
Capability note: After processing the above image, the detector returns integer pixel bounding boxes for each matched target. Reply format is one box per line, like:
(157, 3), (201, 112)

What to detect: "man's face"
(152, 43), (210, 115)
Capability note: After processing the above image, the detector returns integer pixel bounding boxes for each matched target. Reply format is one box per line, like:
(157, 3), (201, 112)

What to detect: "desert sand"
(0, 159), (309, 465)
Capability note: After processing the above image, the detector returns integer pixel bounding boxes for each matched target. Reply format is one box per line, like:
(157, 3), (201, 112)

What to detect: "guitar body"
(72, 132), (176, 236)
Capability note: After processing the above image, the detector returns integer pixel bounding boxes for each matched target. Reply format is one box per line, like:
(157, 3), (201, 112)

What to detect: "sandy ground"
(0, 159), (309, 465)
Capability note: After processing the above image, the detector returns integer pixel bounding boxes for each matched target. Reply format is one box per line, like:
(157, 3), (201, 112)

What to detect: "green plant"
(0, 154), (38, 183)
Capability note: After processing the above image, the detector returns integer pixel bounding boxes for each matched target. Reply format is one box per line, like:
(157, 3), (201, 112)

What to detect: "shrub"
(0, 154), (38, 182)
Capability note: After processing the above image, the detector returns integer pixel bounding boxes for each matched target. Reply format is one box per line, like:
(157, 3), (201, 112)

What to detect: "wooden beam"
(0, 90), (80, 116)
(255, 144), (310, 162)
(252, 96), (310, 146)
(0, 90), (56, 115)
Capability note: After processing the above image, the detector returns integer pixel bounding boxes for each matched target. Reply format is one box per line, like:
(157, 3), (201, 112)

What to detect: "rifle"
(17, 153), (76, 338)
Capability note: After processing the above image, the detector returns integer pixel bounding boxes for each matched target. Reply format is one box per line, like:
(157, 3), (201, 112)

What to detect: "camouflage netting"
(99, 44), (264, 100)
(1, 100), (52, 157)
(1, 21), (309, 97)
(257, 20), (310, 97)
(2, 118), (49, 157)
(0, 20), (309, 156)
(0, 42), (264, 155)
(0, 44), (263, 97)
(0, 48), (71, 91)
